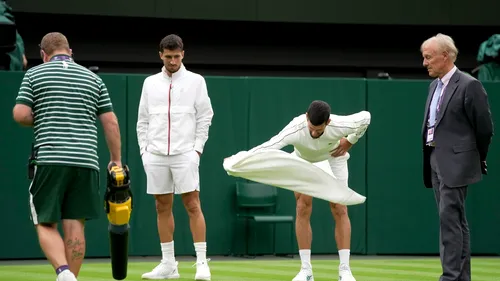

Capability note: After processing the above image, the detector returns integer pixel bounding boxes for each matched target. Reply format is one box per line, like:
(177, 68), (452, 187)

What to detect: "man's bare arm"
(13, 104), (34, 127)
(99, 111), (122, 165)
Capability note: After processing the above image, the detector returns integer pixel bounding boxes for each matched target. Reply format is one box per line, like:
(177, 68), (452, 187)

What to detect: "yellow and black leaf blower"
(104, 163), (133, 280)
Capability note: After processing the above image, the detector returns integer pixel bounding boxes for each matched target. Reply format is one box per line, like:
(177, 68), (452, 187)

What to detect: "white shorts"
(293, 151), (350, 186)
(141, 150), (200, 195)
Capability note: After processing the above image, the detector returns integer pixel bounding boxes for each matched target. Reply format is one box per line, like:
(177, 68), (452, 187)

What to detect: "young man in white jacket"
(248, 100), (371, 281)
(137, 34), (214, 281)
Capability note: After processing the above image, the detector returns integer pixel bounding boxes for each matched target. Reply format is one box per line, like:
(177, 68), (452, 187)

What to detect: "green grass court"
(0, 256), (499, 281)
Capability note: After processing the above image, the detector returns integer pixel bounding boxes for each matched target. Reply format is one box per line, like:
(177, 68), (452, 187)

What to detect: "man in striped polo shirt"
(12, 32), (122, 281)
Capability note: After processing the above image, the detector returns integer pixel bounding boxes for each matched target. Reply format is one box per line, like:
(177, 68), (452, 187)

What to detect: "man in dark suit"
(421, 33), (494, 281)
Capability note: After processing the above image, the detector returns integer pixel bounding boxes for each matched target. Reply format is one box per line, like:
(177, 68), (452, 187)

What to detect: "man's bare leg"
(295, 192), (313, 266)
(182, 190), (211, 280)
(37, 223), (70, 269)
(330, 203), (351, 261)
(155, 194), (176, 263)
(330, 202), (356, 280)
(141, 194), (179, 280)
(181, 191), (207, 262)
(328, 153), (356, 280)
(62, 219), (86, 277)
(291, 192), (315, 281)
(36, 223), (78, 280)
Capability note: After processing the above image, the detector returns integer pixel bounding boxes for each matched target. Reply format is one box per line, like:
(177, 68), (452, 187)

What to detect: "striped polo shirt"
(15, 56), (113, 171)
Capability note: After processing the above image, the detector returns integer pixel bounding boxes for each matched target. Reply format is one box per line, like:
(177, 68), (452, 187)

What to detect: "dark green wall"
(1, 71), (499, 260)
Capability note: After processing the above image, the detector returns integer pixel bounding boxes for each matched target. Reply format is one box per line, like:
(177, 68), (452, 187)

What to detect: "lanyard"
(50, 55), (72, 62)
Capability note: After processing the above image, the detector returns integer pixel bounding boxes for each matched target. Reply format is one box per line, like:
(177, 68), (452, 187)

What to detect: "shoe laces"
(339, 263), (351, 272)
(155, 261), (178, 272)
(298, 267), (312, 277)
(192, 258), (211, 268)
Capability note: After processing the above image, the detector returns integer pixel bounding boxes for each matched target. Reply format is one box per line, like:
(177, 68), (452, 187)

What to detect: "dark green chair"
(234, 181), (295, 258)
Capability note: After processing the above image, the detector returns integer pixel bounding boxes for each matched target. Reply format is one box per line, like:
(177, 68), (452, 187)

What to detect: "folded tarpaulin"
(223, 149), (366, 206)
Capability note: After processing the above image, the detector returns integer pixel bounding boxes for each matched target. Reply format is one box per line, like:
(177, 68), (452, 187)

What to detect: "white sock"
(194, 242), (207, 263)
(161, 241), (175, 263)
(339, 249), (350, 266)
(299, 249), (312, 269)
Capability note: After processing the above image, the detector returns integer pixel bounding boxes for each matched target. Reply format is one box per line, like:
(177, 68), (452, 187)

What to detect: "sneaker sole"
(141, 275), (180, 280)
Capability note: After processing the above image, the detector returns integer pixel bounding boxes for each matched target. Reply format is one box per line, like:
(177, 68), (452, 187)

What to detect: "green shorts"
(29, 165), (101, 225)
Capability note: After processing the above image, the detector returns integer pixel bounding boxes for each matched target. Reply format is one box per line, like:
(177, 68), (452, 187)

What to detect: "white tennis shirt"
(249, 111), (371, 163)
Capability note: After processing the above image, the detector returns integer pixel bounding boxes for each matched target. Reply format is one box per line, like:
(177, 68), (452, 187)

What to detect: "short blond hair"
(421, 33), (459, 62)
(40, 32), (70, 56)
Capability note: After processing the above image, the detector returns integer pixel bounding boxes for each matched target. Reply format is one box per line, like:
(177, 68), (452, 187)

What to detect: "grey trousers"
(430, 150), (471, 281)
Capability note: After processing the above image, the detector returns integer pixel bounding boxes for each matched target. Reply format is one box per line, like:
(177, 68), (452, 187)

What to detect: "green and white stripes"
(15, 60), (113, 171)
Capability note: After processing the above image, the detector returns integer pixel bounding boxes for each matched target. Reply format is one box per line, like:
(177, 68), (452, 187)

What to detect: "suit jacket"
(422, 69), (494, 188)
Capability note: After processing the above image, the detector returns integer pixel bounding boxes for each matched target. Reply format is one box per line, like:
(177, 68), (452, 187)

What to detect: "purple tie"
(436, 81), (446, 112)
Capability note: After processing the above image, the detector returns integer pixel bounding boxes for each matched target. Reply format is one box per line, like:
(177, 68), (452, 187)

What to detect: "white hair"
(421, 33), (459, 62)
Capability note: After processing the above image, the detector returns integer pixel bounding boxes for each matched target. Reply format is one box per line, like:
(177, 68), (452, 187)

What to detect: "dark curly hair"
(159, 34), (184, 52)
(307, 100), (331, 126)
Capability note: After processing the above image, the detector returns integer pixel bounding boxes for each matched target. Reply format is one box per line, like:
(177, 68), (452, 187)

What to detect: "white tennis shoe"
(339, 263), (356, 281)
(56, 270), (77, 281)
(141, 261), (180, 279)
(193, 259), (211, 280)
(292, 266), (314, 281)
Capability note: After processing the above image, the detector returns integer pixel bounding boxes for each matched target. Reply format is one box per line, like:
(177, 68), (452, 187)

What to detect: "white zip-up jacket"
(249, 111), (371, 163)
(136, 64), (214, 156)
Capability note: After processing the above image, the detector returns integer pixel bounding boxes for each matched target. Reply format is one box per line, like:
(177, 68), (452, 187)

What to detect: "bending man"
(248, 100), (371, 281)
